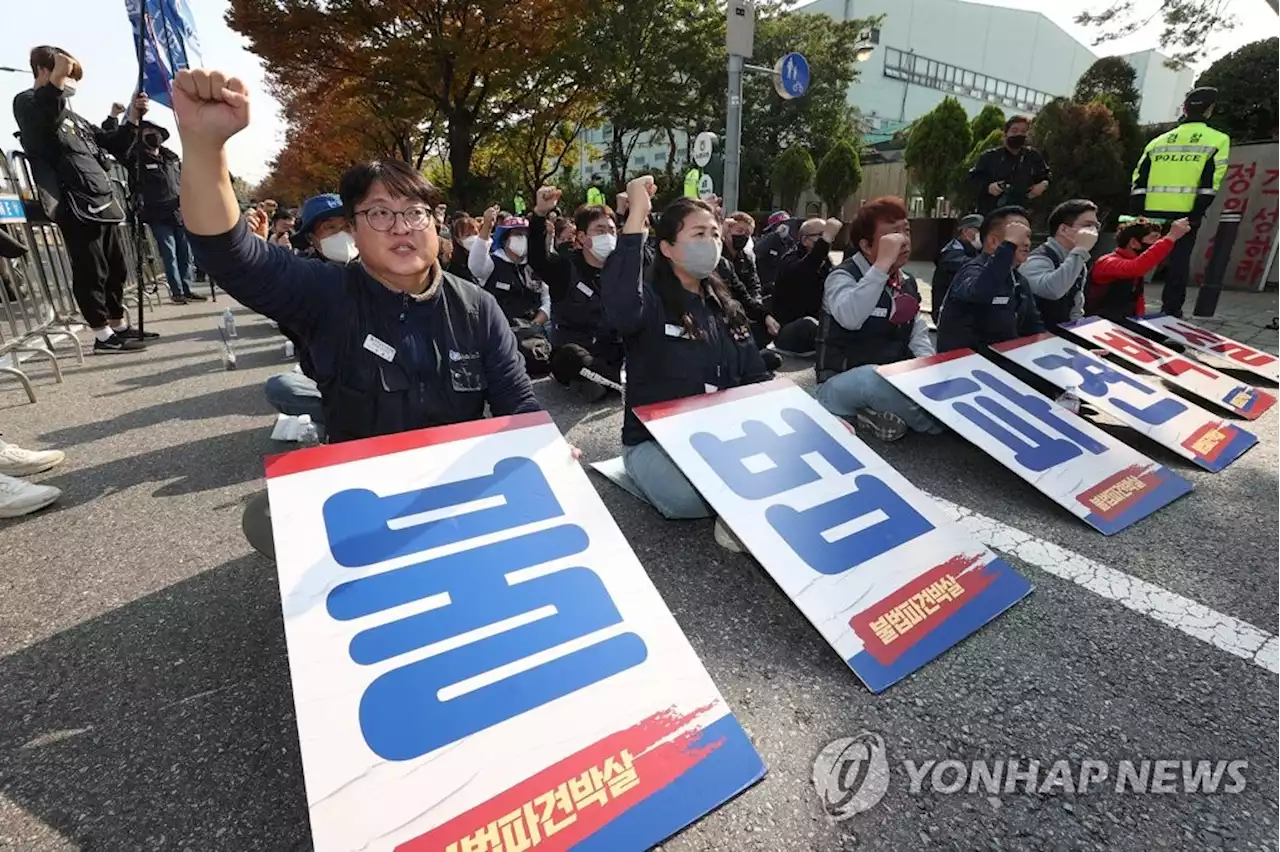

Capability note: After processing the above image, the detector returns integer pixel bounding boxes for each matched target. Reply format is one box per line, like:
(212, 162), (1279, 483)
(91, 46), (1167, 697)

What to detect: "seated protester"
(936, 206), (1042, 353)
(446, 214), (479, 282)
(814, 197), (943, 442)
(1020, 199), (1099, 326)
(718, 212), (782, 369)
(603, 175), (769, 549)
(769, 217), (843, 356)
(527, 186), (624, 402)
(175, 68), (539, 450)
(256, 192), (356, 426)
(468, 207), (553, 376)
(931, 214), (983, 323)
(553, 216), (576, 256)
(754, 210), (795, 294)
(1088, 217), (1191, 324)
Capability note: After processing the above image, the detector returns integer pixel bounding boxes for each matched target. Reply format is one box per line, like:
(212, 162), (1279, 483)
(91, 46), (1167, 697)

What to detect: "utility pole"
(724, 0), (754, 212)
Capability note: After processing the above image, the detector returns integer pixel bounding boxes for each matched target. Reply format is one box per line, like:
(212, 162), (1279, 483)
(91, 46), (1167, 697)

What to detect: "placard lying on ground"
(634, 379), (1032, 693)
(992, 333), (1257, 473)
(264, 412), (765, 852)
(1062, 317), (1276, 420)
(1132, 313), (1280, 383)
(880, 351), (1192, 534)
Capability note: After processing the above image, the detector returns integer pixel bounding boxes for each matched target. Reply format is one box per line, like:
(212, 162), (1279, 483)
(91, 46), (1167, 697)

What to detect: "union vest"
(1028, 241), (1086, 327)
(815, 254), (920, 383)
(483, 254), (541, 322)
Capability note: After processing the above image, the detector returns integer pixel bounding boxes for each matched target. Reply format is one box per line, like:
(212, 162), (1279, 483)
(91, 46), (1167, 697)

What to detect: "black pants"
(774, 317), (819, 354)
(59, 215), (127, 328)
(1159, 217), (1200, 317)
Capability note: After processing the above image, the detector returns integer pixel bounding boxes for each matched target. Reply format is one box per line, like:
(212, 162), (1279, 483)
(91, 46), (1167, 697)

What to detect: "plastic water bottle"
(297, 414), (320, 447)
(1057, 386), (1081, 414)
(221, 336), (238, 370)
(283, 339), (295, 359)
(222, 307), (237, 338)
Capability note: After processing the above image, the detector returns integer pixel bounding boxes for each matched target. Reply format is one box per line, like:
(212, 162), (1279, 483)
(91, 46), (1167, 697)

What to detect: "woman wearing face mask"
(468, 207), (553, 376)
(526, 186), (624, 401)
(295, 193), (359, 263)
(602, 175), (770, 549)
(447, 215), (480, 283)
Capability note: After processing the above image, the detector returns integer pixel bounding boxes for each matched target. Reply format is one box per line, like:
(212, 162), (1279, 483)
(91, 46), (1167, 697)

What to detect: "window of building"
(881, 46), (1057, 115)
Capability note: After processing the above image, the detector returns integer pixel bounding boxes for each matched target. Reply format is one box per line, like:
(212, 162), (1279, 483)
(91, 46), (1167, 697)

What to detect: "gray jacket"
(1019, 237), (1090, 321)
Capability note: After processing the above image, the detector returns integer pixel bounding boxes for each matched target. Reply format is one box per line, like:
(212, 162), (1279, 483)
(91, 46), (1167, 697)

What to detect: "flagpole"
(132, 9), (149, 337)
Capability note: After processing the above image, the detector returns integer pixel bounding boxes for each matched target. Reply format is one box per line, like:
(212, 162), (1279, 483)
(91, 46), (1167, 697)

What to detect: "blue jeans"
(622, 440), (711, 520)
(265, 371), (325, 423)
(149, 221), (194, 298)
(816, 364), (944, 434)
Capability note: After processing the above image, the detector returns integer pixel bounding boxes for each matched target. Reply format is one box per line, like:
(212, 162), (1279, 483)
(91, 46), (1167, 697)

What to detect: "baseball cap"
(298, 194), (344, 235)
(767, 210), (790, 228)
(959, 214), (983, 229)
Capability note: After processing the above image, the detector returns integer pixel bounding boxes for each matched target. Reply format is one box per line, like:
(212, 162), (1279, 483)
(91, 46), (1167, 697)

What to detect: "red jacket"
(1086, 238), (1175, 320)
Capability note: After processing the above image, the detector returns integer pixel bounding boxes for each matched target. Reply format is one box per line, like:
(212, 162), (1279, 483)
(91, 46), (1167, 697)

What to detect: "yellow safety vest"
(586, 187), (605, 207)
(1131, 121), (1231, 215)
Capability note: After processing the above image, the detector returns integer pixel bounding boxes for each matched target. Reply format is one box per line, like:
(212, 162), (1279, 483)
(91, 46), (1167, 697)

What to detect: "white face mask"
(589, 233), (617, 260)
(61, 83), (77, 98)
(970, 236), (983, 250)
(506, 235), (528, 259)
(461, 235), (479, 252)
(319, 231), (358, 263)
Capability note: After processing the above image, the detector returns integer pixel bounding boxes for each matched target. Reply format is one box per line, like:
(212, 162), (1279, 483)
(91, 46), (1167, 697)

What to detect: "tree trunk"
(448, 111), (477, 210)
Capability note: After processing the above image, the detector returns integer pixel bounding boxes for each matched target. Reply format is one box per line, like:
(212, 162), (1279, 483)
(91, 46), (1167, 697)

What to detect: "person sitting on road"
(446, 214), (479, 283)
(527, 186), (624, 402)
(753, 210), (795, 294)
(768, 217), (843, 357)
(931, 214), (983, 323)
(553, 215), (576, 256)
(468, 206), (553, 376)
(936, 206), (1042, 353)
(813, 196), (942, 442)
(1087, 217), (1192, 325)
(0, 436), (64, 518)
(717, 212), (782, 370)
(1020, 199), (1099, 326)
(602, 175), (769, 550)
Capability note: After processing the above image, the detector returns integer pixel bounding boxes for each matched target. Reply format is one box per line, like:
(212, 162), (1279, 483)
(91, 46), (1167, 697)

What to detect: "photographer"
(967, 116), (1050, 216)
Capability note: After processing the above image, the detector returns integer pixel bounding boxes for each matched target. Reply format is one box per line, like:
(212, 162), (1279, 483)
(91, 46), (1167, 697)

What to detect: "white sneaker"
(0, 440), (66, 476)
(713, 518), (745, 553)
(0, 473), (61, 518)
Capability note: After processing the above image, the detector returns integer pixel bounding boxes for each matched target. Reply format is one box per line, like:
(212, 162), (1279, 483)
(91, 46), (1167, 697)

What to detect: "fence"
(0, 148), (167, 403)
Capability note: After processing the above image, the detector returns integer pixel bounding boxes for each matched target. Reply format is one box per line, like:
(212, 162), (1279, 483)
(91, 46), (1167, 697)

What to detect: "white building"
(572, 127), (690, 185)
(794, 0), (1191, 133)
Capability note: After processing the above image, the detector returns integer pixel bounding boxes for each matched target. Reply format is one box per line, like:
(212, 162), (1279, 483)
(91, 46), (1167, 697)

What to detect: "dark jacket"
(113, 136), (182, 225)
(188, 219), (539, 442)
(716, 250), (768, 323)
(772, 237), (831, 324)
(602, 233), (770, 446)
(931, 237), (980, 318)
(445, 246), (477, 283)
(967, 145), (1051, 215)
(936, 242), (1045, 352)
(754, 226), (796, 291)
(526, 212), (621, 365)
(12, 84), (127, 224)
(483, 253), (543, 323)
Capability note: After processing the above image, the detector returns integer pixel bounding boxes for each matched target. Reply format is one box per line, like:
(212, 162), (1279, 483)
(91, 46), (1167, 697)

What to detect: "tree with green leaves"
(1029, 98), (1126, 224)
(733, 7), (880, 209)
(814, 139), (863, 215)
(950, 129), (1003, 213)
(1074, 0), (1238, 67)
(1195, 38), (1279, 143)
(904, 97), (971, 209)
(771, 145), (816, 212)
(969, 105), (1006, 146)
(1073, 57), (1141, 110)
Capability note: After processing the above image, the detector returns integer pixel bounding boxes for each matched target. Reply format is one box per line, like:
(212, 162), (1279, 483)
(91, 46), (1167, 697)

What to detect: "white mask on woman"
(319, 231), (359, 263)
(506, 235), (528, 259)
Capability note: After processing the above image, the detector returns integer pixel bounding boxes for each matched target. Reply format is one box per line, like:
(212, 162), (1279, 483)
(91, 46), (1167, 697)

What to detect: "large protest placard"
(992, 333), (1257, 473)
(1131, 314), (1280, 383)
(1062, 317), (1276, 420)
(880, 351), (1192, 534)
(634, 379), (1032, 693)
(265, 412), (764, 852)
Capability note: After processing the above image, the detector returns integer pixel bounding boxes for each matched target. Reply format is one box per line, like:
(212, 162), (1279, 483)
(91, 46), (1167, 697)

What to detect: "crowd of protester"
(1, 53), (1230, 534)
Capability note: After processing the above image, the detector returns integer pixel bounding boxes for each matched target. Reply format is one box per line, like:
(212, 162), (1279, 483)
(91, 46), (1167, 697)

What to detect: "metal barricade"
(0, 152), (83, 403)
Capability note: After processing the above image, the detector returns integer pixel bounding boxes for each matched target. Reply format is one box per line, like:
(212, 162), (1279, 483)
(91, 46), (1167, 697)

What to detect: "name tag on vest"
(362, 334), (397, 362)
(495, 281), (511, 291)
(664, 323), (685, 338)
(145, 163), (159, 170)
(576, 281), (595, 298)
(992, 296), (1010, 305)
(870, 306), (888, 318)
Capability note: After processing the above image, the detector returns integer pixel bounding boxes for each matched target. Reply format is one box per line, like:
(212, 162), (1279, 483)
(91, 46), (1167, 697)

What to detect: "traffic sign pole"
(725, 54), (744, 212)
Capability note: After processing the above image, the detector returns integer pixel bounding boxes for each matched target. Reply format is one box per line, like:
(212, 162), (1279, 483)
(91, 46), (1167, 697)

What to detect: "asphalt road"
(0, 293), (1276, 852)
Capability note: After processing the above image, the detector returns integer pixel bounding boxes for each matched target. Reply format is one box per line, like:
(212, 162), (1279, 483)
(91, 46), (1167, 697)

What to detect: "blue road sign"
(774, 52), (810, 99)
(0, 194), (26, 224)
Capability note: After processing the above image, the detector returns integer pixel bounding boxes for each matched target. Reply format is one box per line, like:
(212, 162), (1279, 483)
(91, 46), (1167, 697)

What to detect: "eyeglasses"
(355, 205), (434, 232)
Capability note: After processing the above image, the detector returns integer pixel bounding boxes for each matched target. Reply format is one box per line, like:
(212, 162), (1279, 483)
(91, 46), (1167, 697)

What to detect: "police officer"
(527, 185), (624, 402)
(602, 175), (769, 550)
(1130, 87), (1231, 318)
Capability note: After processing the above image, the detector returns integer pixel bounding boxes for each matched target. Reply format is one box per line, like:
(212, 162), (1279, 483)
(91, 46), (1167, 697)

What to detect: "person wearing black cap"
(1130, 87), (1231, 318)
(112, 93), (208, 304)
(931, 213), (983, 323)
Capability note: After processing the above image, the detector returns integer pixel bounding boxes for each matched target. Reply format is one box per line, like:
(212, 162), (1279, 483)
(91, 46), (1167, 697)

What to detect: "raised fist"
(615, 192), (629, 215)
(482, 205), (500, 227)
(626, 175), (656, 219)
(874, 232), (910, 267)
(1003, 219), (1032, 246)
(822, 218), (843, 242)
(1072, 225), (1098, 252)
(172, 69), (250, 147)
(53, 52), (76, 80)
(1168, 218), (1192, 241)
(129, 92), (149, 121)
(110, 102), (126, 118)
(534, 186), (561, 215)
(244, 208), (269, 240)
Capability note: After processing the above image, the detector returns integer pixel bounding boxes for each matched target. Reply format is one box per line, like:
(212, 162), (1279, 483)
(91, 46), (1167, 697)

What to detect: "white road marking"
(928, 494), (1280, 675)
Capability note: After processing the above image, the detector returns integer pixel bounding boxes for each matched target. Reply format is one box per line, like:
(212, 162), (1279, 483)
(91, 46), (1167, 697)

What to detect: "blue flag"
(124, 0), (202, 109)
